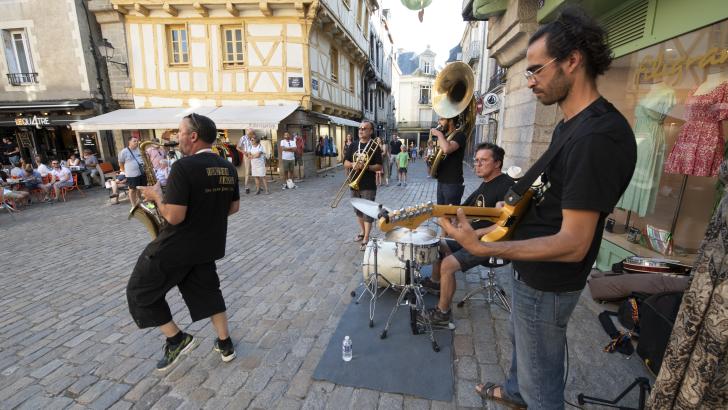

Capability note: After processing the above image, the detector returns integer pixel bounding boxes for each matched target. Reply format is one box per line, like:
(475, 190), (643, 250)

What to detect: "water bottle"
(342, 336), (352, 362)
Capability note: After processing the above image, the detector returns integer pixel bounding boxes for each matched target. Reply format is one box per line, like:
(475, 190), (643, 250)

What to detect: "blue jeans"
(436, 183), (464, 205)
(503, 275), (582, 410)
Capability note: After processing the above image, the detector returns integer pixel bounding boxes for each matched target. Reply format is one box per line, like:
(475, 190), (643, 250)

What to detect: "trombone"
(330, 140), (379, 208)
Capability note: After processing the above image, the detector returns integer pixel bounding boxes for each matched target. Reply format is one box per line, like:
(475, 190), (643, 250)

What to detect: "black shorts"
(350, 189), (376, 222)
(126, 175), (146, 188)
(399, 167), (408, 174)
(126, 249), (226, 329)
(444, 239), (492, 272)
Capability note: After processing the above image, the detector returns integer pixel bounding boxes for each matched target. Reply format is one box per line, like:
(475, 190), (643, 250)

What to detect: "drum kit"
(352, 199), (445, 352)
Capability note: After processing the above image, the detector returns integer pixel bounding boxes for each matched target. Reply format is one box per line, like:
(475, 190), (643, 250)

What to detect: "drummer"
(420, 143), (515, 328)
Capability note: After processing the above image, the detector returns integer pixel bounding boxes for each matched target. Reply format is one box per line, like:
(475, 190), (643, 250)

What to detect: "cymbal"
(384, 227), (439, 246)
(350, 198), (383, 220)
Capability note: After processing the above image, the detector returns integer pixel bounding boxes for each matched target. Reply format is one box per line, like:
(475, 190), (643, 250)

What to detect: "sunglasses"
(187, 112), (200, 132)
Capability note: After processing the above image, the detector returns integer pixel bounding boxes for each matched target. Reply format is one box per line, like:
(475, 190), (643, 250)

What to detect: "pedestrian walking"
(127, 113), (240, 371)
(396, 147), (409, 186)
(248, 134), (269, 194)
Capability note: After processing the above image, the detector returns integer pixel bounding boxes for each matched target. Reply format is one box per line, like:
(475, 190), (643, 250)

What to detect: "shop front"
(0, 100), (112, 165)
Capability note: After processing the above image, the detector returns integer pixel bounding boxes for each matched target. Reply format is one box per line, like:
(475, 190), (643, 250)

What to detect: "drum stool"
(456, 258), (511, 313)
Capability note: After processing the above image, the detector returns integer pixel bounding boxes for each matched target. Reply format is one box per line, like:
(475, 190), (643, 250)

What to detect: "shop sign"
(15, 115), (50, 129)
(635, 47), (728, 84)
(288, 76), (304, 89)
(81, 133), (98, 152)
(312, 79), (319, 91)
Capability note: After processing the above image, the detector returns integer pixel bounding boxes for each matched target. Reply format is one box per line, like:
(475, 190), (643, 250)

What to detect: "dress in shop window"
(617, 82), (676, 216)
(663, 80), (728, 177)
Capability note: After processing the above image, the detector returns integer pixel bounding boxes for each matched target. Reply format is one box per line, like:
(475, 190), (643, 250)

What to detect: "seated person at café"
(34, 155), (50, 177)
(154, 158), (170, 187)
(81, 149), (101, 187)
(105, 172), (128, 205)
(66, 153), (81, 168)
(0, 170), (30, 208)
(10, 161), (24, 178)
(40, 160), (74, 202)
(21, 164), (42, 190)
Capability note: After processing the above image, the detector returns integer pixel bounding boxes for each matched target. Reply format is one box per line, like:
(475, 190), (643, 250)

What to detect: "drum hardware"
(353, 238), (400, 328)
(380, 228), (441, 353)
(456, 258), (512, 313)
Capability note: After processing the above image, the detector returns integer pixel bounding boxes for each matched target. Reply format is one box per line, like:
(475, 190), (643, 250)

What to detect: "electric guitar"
(377, 189), (534, 242)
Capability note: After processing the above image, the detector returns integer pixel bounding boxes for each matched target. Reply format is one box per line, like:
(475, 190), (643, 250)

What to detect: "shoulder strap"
(505, 102), (608, 205)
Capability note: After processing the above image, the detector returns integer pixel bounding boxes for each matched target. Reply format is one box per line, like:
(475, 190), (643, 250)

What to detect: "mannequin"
(694, 70), (728, 95)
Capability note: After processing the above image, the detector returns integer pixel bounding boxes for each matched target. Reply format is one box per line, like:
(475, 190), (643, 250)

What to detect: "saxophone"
(128, 141), (167, 238)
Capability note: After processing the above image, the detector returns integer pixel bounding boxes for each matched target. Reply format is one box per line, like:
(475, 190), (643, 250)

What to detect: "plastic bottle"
(342, 336), (352, 362)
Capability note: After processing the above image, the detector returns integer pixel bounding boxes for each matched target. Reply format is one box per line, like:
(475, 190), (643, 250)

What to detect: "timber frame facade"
(107, 0), (376, 121)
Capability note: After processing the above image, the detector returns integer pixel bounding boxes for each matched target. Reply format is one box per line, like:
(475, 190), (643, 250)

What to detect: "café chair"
(60, 174), (86, 202)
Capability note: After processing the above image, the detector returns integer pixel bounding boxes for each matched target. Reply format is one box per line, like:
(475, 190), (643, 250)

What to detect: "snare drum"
(385, 227), (440, 265)
(362, 240), (406, 287)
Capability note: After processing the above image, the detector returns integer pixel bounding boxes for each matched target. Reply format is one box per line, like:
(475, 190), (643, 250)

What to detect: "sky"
(382, 0), (468, 68)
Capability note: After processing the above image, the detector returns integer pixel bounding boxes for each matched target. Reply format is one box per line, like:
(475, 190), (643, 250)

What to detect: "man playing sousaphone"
(431, 116), (466, 205)
(344, 120), (382, 251)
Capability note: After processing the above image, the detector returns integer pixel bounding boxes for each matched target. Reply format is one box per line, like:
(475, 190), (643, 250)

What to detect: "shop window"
(349, 62), (355, 92)
(419, 85), (431, 104)
(601, 20), (728, 258)
(166, 25), (189, 66)
(330, 47), (339, 82)
(2, 29), (36, 85)
(221, 26), (244, 68)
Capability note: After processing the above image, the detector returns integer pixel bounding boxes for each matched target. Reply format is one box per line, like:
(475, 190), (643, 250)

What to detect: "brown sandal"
(475, 383), (527, 409)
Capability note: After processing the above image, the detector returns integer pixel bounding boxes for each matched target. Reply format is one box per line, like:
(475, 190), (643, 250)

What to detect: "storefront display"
(599, 19), (728, 266)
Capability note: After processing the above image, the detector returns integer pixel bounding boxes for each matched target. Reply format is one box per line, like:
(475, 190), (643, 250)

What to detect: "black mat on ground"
(313, 271), (454, 401)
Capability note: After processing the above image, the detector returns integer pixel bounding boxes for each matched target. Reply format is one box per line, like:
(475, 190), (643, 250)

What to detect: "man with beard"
(440, 7), (636, 409)
(126, 113), (240, 371)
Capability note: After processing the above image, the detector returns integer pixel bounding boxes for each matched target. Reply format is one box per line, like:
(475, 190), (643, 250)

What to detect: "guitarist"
(431, 116), (467, 205)
(420, 142), (514, 329)
(440, 7), (636, 410)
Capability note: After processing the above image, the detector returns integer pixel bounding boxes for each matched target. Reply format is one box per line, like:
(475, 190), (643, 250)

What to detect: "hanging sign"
(81, 133), (98, 152)
(15, 115), (50, 129)
(312, 79), (319, 91)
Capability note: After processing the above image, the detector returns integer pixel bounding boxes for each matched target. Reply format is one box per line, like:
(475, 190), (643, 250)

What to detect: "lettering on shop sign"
(15, 115), (50, 129)
(288, 76), (304, 88)
(635, 47), (728, 84)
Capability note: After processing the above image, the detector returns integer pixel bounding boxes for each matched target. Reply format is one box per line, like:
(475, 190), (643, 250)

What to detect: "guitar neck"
(431, 205), (502, 220)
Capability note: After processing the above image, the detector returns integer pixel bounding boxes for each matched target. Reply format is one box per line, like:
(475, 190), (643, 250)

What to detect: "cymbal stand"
(456, 260), (512, 313)
(380, 244), (440, 352)
(352, 238), (395, 328)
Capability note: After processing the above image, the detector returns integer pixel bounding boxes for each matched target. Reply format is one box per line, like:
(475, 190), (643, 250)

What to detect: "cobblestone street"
(0, 159), (651, 409)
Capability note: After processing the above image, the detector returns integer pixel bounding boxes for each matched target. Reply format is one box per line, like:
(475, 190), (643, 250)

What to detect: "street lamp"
(98, 38), (129, 75)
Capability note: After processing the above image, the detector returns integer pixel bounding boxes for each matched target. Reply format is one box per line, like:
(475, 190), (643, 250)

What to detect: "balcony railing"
(488, 66), (507, 92)
(465, 41), (481, 64)
(7, 72), (38, 86)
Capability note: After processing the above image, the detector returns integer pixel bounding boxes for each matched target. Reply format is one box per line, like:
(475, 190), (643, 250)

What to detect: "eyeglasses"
(359, 127), (371, 131)
(524, 57), (557, 81)
(473, 158), (490, 165)
(187, 113), (200, 132)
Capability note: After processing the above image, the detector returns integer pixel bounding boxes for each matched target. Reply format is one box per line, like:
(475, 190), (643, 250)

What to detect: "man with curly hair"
(441, 7), (637, 409)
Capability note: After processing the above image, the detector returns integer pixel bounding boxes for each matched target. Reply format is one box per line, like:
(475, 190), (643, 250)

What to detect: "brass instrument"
(429, 62), (476, 178)
(128, 141), (168, 238)
(330, 139), (380, 208)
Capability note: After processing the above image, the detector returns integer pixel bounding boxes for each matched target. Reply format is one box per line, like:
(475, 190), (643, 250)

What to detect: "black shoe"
(245, 188), (250, 194)
(156, 333), (198, 372)
(421, 278), (441, 295)
(417, 307), (455, 330)
(214, 338), (236, 362)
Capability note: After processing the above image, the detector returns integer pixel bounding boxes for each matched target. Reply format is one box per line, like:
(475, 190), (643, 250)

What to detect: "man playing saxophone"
(126, 113), (240, 372)
(431, 116), (466, 205)
(344, 120), (382, 251)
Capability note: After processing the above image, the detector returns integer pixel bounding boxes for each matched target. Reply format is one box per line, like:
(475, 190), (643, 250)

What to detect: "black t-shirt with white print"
(344, 139), (382, 191)
(146, 152), (240, 265)
(512, 97), (636, 292)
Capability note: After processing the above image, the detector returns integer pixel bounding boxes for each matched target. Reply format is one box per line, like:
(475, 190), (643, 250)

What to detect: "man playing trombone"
(344, 120), (382, 251)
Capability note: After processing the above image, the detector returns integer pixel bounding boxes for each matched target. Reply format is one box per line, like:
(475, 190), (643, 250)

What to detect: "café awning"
(70, 104), (299, 132)
(323, 114), (361, 128)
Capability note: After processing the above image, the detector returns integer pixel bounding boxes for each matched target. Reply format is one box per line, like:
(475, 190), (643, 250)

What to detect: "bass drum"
(362, 240), (406, 288)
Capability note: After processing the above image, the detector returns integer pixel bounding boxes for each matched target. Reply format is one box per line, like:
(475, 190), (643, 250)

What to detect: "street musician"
(431, 116), (466, 205)
(344, 120), (382, 251)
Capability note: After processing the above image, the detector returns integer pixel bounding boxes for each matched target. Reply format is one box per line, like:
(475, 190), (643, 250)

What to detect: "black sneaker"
(420, 278), (441, 295)
(156, 333), (198, 372)
(214, 338), (236, 362)
(417, 307), (455, 330)
(245, 188), (250, 194)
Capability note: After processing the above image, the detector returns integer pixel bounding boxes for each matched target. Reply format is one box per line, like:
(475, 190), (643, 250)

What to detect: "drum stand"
(380, 249), (441, 352)
(456, 260), (511, 313)
(352, 238), (396, 328)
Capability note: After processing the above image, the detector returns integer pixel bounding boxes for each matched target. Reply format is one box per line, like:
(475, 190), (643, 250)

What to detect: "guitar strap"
(504, 101), (608, 206)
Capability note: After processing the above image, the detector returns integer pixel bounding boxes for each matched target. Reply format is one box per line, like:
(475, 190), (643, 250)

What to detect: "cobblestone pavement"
(0, 159), (651, 409)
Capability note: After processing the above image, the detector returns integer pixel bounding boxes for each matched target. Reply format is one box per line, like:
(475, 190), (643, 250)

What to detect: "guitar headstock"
(378, 202), (434, 232)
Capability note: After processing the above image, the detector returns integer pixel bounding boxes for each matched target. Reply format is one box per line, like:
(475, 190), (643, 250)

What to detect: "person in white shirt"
(118, 136), (145, 207)
(279, 132), (296, 189)
(40, 160), (73, 202)
(34, 156), (50, 177)
(236, 130), (253, 194)
(9, 162), (24, 178)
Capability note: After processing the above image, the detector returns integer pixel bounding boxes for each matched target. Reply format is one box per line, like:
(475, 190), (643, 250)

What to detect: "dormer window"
(423, 62), (431, 74)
